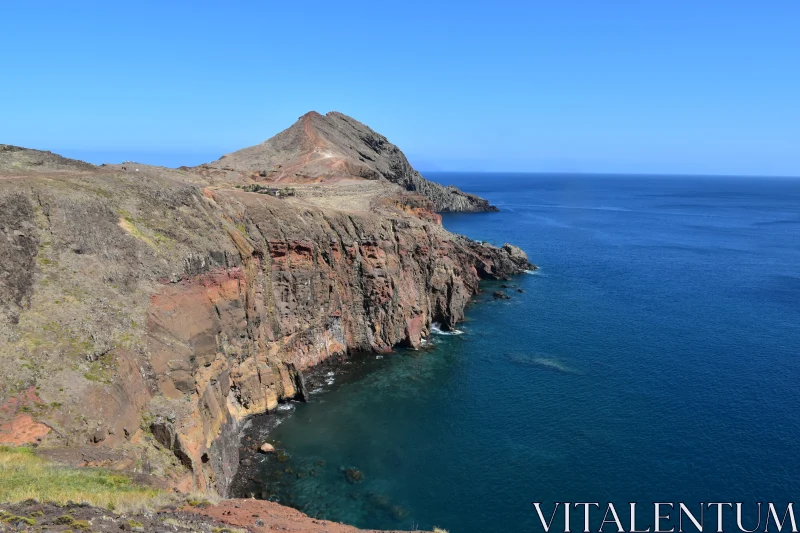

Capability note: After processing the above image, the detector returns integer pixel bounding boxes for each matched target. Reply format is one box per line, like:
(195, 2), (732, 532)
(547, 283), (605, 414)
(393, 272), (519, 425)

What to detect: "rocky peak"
(210, 111), (498, 212)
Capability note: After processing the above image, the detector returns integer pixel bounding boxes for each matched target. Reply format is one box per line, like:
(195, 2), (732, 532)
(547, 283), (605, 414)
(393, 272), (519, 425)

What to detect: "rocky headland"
(0, 113), (531, 531)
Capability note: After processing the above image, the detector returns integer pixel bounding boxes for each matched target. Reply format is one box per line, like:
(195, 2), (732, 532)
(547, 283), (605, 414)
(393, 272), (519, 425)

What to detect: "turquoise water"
(232, 174), (800, 532)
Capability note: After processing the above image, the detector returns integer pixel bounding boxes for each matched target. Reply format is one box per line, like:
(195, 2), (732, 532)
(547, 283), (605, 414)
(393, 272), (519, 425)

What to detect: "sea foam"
(431, 322), (464, 335)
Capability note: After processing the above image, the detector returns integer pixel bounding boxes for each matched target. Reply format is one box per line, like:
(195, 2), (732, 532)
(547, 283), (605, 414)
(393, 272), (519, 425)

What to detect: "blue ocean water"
(233, 174), (800, 532)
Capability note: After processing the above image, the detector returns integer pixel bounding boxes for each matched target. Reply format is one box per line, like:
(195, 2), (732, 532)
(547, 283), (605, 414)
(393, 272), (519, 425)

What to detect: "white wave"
(325, 377), (335, 385)
(277, 403), (295, 412)
(310, 387), (324, 395)
(326, 371), (335, 377)
(524, 269), (539, 275)
(375, 355), (384, 359)
(431, 322), (464, 335)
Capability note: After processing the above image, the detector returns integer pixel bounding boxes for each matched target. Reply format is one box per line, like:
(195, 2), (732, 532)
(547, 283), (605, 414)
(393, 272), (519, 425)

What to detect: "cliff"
(0, 114), (531, 528)
(208, 111), (497, 212)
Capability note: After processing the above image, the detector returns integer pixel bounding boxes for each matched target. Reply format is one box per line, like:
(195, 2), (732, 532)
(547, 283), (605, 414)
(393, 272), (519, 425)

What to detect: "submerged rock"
(344, 467), (364, 484)
(366, 492), (389, 509)
(390, 505), (409, 520)
(493, 291), (511, 300)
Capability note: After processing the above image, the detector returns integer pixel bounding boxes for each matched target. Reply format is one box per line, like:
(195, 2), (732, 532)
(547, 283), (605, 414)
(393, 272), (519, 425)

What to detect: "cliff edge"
(0, 115), (531, 530)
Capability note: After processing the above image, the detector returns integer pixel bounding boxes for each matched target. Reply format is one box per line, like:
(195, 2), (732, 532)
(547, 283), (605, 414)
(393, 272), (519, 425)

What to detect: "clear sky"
(2, 1), (799, 176)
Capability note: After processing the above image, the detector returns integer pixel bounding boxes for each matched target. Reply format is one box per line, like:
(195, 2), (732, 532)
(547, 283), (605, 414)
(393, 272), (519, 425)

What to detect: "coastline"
(225, 275), (526, 527)
(229, 347), (431, 499)
(0, 122), (531, 532)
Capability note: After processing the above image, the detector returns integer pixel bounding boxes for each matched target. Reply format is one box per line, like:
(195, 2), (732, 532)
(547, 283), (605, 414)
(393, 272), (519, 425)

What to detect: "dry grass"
(0, 446), (168, 513)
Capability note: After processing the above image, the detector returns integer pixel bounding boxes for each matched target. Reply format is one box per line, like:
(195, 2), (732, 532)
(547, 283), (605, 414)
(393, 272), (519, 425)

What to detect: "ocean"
(231, 173), (800, 532)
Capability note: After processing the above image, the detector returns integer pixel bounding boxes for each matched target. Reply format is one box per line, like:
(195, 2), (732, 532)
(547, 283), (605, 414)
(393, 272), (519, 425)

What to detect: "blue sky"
(2, 1), (799, 175)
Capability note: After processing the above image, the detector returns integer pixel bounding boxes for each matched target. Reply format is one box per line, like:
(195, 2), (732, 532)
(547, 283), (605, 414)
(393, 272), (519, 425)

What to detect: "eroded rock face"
(0, 141), (532, 498)
(143, 189), (530, 494)
(0, 193), (39, 325)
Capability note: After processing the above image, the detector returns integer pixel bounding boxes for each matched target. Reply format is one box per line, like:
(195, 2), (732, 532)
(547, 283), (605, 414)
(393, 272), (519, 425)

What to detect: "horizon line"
(418, 169), (800, 180)
(8, 144), (799, 180)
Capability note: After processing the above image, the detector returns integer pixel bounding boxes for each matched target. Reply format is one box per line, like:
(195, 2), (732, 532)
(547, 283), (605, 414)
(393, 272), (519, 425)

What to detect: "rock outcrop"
(209, 111), (498, 212)
(0, 114), (532, 506)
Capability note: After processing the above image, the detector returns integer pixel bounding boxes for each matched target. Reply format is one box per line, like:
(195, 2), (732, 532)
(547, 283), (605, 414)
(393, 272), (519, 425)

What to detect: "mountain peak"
(211, 112), (496, 212)
(299, 110), (324, 121)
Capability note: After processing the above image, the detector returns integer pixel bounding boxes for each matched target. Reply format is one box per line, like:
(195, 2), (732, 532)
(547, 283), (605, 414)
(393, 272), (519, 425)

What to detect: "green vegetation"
(182, 490), (221, 506)
(54, 514), (91, 529)
(0, 510), (37, 526)
(235, 183), (296, 196)
(117, 209), (173, 249)
(0, 446), (162, 512)
(83, 359), (113, 384)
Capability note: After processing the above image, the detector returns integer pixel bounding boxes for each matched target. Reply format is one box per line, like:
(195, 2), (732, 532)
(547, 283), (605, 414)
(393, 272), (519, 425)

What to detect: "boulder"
(259, 442), (276, 454)
(344, 467), (364, 483)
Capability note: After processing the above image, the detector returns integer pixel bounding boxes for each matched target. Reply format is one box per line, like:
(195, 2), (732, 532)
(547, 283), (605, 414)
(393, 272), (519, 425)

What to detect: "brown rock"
(0, 414), (51, 445)
(91, 427), (107, 444)
(0, 113), (533, 502)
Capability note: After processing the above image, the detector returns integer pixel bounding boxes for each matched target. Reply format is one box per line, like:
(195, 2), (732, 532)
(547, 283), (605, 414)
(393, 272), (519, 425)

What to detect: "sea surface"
(232, 173), (800, 532)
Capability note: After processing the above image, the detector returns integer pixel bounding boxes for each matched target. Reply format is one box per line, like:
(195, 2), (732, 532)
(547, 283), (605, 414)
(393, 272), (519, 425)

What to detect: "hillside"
(0, 144), (96, 174)
(0, 115), (531, 532)
(208, 111), (497, 212)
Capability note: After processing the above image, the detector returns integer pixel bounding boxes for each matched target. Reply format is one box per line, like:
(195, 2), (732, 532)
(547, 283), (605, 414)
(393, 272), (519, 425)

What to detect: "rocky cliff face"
(209, 111), (498, 212)
(149, 189), (528, 494)
(0, 142), (531, 497)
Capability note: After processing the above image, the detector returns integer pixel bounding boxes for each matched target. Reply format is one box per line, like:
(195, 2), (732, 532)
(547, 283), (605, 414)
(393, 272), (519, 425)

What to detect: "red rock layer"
(145, 190), (530, 493)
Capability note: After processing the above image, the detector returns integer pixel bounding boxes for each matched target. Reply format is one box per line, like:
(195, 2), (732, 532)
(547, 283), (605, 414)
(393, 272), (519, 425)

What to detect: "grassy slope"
(0, 446), (165, 512)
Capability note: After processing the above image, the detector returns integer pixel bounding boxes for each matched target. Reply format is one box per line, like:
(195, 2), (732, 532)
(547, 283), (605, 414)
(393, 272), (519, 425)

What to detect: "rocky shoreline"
(228, 351), (375, 499)
(0, 112), (532, 531)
